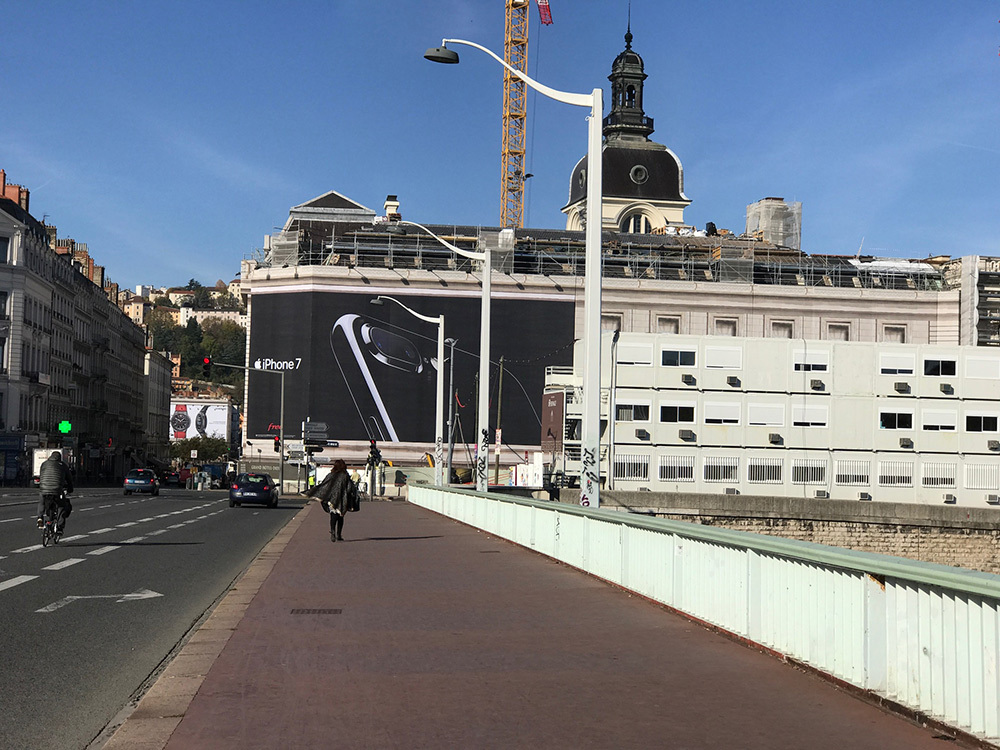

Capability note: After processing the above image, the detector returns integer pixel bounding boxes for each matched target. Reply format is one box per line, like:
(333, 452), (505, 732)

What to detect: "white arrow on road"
(35, 588), (163, 613)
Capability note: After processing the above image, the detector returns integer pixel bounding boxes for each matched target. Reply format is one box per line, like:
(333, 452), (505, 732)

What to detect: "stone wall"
(589, 491), (1000, 576)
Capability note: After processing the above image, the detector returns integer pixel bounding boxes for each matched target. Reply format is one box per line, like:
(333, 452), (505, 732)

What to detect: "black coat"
(308, 470), (351, 514)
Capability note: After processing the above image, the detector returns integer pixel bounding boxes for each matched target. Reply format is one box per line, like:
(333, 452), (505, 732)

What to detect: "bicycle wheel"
(41, 525), (53, 547)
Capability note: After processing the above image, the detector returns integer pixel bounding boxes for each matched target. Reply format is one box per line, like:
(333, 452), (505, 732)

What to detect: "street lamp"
(382, 219), (493, 493)
(370, 295), (446, 486)
(444, 337), (458, 485)
(425, 38), (604, 507)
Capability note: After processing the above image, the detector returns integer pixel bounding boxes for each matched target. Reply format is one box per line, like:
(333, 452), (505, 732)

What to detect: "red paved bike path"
(105, 500), (967, 749)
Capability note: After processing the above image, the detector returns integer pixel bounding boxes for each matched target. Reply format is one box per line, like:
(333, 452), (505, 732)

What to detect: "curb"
(97, 501), (313, 749)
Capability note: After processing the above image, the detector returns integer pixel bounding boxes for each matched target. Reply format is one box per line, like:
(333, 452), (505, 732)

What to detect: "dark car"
(229, 473), (279, 508)
(124, 468), (159, 496)
(164, 471), (180, 486)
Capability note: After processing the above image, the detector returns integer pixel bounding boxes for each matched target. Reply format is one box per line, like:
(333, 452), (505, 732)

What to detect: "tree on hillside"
(191, 287), (213, 309)
(170, 436), (230, 462)
(147, 308), (179, 351)
(201, 318), (246, 389)
(177, 320), (204, 378)
(214, 292), (243, 311)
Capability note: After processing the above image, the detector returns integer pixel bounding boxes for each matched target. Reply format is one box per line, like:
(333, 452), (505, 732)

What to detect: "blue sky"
(2, 1), (997, 291)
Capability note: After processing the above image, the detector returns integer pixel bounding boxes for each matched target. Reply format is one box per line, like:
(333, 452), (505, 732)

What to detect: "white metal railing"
(409, 485), (1000, 745)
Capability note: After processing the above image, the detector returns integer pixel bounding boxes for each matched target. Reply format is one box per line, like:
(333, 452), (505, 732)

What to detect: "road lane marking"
(6, 502), (237, 557)
(0, 575), (38, 591)
(0, 518), (21, 524)
(88, 546), (120, 556)
(147, 529), (167, 536)
(36, 588), (163, 613)
(121, 536), (146, 544)
(42, 558), (85, 571)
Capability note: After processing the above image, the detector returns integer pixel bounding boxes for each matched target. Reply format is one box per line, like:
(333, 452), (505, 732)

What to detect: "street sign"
(288, 451), (305, 461)
(303, 421), (328, 434)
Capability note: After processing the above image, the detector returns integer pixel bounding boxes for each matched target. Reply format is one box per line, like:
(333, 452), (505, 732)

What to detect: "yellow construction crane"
(501, 0), (552, 229)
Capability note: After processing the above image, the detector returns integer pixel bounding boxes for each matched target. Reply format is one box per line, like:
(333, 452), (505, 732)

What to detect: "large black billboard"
(247, 290), (574, 446)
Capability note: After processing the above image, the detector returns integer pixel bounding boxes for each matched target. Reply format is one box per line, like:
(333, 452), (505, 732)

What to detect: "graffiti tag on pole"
(579, 446), (599, 507)
(476, 428), (490, 489)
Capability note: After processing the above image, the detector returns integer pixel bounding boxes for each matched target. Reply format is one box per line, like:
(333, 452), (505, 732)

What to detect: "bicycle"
(40, 508), (60, 546)
(40, 490), (69, 547)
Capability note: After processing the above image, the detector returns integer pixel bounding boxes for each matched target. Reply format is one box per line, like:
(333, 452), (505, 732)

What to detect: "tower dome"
(562, 28), (690, 234)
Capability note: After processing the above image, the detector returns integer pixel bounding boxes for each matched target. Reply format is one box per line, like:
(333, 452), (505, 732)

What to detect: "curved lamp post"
(426, 38), (604, 507)
(370, 295), (446, 486)
(384, 219), (492, 493)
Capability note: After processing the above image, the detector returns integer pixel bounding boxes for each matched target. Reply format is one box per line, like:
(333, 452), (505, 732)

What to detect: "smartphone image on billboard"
(330, 313), (437, 443)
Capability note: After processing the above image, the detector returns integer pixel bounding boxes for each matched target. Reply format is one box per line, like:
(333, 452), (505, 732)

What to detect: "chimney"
(383, 194), (401, 221)
(0, 169), (30, 213)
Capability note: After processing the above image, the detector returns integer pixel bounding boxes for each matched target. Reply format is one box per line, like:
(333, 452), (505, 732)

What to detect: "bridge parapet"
(410, 485), (1000, 746)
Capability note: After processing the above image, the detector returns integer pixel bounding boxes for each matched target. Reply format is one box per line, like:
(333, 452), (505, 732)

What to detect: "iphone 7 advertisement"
(247, 291), (574, 445)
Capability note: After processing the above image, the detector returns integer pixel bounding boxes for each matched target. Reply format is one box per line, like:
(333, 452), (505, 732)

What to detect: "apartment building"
(0, 170), (161, 481)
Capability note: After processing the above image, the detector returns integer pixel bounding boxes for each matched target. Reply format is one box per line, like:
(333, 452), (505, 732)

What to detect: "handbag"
(346, 480), (360, 512)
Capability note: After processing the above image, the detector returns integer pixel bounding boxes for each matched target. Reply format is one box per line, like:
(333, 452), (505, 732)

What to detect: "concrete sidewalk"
(103, 500), (968, 749)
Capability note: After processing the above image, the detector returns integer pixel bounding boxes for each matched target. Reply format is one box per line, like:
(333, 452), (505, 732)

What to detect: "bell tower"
(603, 25), (654, 143)
(562, 24), (691, 233)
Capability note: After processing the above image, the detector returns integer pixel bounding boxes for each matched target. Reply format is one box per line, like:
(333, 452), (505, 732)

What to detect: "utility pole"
(493, 356), (504, 485)
(445, 338), (457, 484)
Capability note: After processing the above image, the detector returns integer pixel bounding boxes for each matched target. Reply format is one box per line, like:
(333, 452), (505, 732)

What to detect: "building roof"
(294, 190), (369, 211)
(566, 146), (687, 208)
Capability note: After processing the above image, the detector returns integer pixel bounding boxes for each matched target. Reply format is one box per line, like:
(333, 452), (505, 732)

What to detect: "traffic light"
(273, 435), (280, 453)
(368, 439), (382, 466)
(201, 356), (212, 379)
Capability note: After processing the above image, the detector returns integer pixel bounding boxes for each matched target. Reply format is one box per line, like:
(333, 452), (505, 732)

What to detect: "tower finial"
(625, 2), (632, 49)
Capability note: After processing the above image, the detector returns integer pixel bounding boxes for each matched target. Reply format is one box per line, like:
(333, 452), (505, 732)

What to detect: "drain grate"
(480, 550), (500, 554)
(291, 608), (342, 615)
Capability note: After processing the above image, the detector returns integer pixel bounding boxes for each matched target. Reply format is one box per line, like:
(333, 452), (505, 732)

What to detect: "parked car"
(124, 468), (159, 496)
(164, 471), (180, 486)
(229, 473), (279, 508)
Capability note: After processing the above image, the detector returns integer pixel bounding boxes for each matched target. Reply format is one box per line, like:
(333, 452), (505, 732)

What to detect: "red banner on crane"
(536, 0), (553, 25)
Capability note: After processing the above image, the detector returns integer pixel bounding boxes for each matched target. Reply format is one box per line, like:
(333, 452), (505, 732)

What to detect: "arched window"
(621, 213), (652, 234)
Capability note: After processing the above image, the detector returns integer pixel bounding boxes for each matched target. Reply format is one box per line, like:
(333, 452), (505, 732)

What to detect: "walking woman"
(308, 459), (353, 542)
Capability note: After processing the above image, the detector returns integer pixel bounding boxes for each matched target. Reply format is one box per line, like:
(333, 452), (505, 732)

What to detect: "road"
(0, 485), (301, 750)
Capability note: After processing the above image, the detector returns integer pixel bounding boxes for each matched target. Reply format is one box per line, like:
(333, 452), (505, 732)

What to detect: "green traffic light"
(58, 420), (72, 434)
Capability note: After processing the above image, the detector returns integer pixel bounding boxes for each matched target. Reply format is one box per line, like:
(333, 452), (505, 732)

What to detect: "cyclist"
(36, 450), (74, 537)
